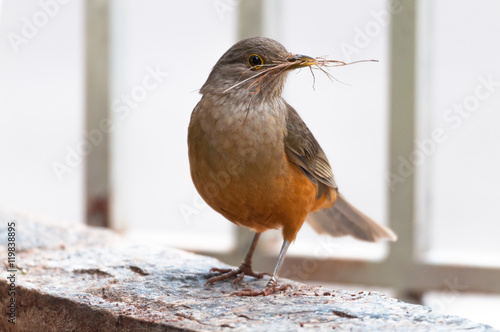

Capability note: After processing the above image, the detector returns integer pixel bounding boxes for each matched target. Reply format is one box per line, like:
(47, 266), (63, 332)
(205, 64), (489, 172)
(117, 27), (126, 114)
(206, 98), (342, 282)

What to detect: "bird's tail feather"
(307, 193), (397, 242)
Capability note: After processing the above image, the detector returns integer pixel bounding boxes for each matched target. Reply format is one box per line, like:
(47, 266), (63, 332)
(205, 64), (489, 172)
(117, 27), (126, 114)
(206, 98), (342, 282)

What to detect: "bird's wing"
(284, 102), (337, 190)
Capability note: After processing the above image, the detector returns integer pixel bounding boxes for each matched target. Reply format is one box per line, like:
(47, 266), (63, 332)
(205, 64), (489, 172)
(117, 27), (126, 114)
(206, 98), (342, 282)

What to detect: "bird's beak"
(287, 54), (317, 69)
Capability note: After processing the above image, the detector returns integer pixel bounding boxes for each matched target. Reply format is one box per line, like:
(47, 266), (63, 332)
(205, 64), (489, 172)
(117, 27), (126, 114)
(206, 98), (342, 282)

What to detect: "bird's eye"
(247, 54), (263, 69)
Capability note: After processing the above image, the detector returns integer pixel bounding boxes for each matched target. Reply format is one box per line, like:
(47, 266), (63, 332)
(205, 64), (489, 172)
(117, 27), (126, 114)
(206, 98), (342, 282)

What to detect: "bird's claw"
(205, 264), (270, 286)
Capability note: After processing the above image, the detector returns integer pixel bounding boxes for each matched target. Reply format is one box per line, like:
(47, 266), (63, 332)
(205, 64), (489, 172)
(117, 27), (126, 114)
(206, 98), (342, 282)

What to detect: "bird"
(187, 37), (397, 296)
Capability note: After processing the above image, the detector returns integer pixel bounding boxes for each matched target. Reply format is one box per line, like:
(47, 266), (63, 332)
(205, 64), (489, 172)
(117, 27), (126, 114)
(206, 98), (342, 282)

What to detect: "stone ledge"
(0, 219), (495, 331)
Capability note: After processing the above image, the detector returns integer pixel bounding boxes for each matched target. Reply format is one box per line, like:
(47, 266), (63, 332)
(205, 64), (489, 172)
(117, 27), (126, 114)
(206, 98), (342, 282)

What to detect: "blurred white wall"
(0, 0), (84, 223)
(417, 0), (500, 266)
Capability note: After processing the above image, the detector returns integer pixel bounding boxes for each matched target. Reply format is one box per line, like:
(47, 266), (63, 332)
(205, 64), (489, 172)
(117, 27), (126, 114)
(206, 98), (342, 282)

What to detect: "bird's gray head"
(200, 37), (316, 99)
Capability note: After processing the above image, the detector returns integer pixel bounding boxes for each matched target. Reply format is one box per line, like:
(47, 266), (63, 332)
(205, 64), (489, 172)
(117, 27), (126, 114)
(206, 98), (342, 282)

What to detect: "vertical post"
(261, 0), (282, 40)
(387, 0), (419, 302)
(85, 0), (110, 227)
(238, 0), (264, 39)
(232, 0), (265, 255)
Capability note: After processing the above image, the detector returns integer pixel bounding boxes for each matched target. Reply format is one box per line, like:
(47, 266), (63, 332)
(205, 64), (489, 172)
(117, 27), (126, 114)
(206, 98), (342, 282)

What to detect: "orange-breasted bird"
(188, 37), (396, 296)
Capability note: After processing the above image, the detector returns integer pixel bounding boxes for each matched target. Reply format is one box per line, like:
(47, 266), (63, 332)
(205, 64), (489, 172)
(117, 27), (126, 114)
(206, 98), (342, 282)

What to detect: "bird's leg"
(205, 232), (269, 286)
(231, 239), (292, 296)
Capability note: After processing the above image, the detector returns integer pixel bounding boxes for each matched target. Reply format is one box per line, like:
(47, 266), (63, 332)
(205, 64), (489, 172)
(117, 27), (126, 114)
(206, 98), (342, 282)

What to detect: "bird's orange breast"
(188, 97), (336, 242)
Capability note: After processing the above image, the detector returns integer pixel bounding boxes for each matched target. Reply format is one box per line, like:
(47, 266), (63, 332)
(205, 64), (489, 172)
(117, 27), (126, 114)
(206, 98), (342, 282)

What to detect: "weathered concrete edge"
(0, 217), (496, 332)
(0, 281), (192, 332)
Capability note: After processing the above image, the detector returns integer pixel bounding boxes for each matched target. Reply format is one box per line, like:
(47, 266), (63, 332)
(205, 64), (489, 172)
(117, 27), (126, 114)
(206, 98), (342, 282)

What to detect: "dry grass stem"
(223, 57), (378, 94)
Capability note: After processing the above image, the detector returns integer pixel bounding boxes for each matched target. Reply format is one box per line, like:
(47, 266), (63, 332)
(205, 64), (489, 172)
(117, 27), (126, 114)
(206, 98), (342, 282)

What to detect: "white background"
(1, 0), (499, 328)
